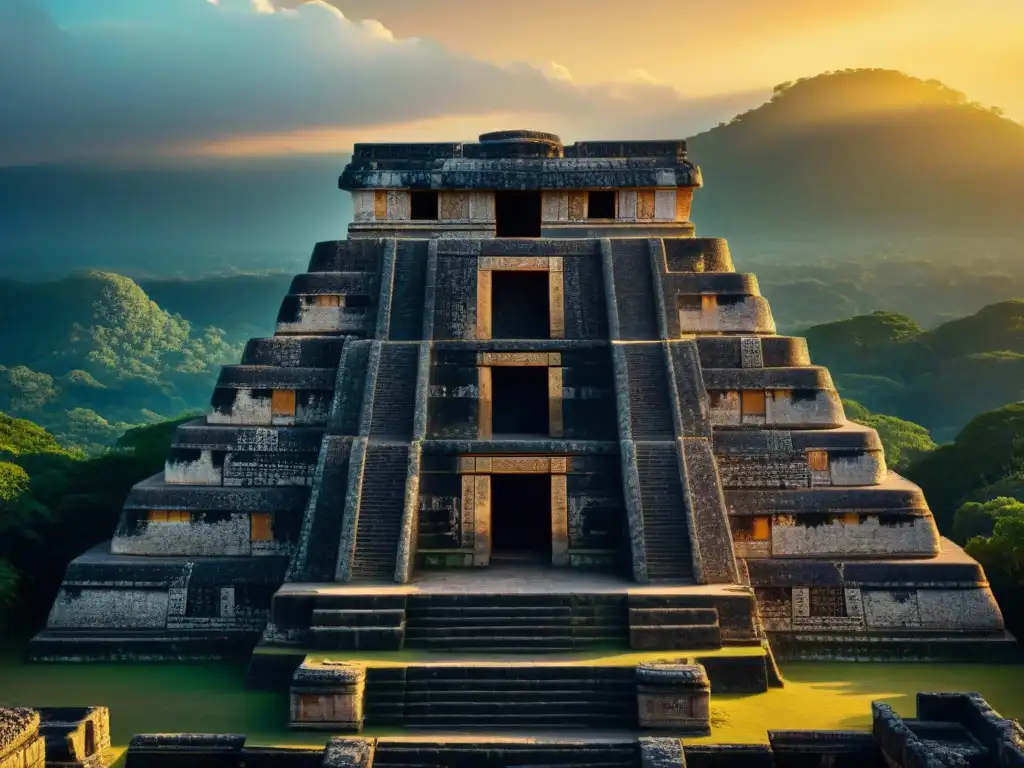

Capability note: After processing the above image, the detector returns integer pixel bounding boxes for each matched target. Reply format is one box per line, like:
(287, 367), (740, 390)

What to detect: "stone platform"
(258, 567), (766, 662)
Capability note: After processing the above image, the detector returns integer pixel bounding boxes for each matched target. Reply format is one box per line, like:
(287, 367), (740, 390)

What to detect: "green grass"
(290, 644), (766, 666)
(2, 650), (1023, 766)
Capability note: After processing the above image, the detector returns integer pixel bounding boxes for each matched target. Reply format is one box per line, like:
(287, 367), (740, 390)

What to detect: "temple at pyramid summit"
(33, 130), (1014, 701)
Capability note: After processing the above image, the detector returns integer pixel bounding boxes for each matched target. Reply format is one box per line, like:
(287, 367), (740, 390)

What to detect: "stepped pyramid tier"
(32, 130), (1011, 669)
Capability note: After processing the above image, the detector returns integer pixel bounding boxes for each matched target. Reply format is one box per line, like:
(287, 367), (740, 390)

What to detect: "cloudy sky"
(1, 0), (1021, 166)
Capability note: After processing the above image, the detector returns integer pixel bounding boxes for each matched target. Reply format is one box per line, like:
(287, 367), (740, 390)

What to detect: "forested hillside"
(806, 302), (1024, 441)
(0, 273), (258, 452)
(689, 68), (1024, 235)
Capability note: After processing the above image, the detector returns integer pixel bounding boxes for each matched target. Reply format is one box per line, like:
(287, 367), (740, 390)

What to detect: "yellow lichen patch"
(296, 644), (766, 667)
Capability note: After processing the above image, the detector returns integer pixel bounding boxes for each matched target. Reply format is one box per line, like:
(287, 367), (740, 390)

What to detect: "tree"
(964, 500), (1024, 586)
(906, 402), (1024, 531)
(953, 497), (1024, 544)
(0, 412), (68, 457)
(0, 460), (51, 609)
(843, 400), (936, 472)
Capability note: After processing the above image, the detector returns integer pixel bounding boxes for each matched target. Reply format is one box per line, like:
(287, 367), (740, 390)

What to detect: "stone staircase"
(385, 666), (637, 731)
(368, 344), (419, 439)
(350, 443), (409, 581)
(403, 594), (628, 652)
(307, 594), (406, 651)
(635, 443), (695, 582)
(621, 345), (675, 440)
(609, 240), (659, 340)
(372, 740), (639, 767)
(628, 606), (721, 650)
(387, 241), (430, 340)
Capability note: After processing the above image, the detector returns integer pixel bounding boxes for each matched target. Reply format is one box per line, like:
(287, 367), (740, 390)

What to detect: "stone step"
(401, 666), (634, 682)
(629, 607), (719, 626)
(630, 624), (723, 650)
(635, 442), (695, 582)
(310, 594), (407, 610)
(406, 605), (624, 618)
(312, 608), (405, 627)
(403, 712), (631, 728)
(373, 744), (637, 768)
(406, 616), (624, 628)
(405, 625), (620, 639)
(403, 690), (634, 703)
(402, 700), (631, 715)
(403, 635), (621, 650)
(406, 595), (624, 608)
(403, 673), (634, 684)
(349, 442), (408, 580)
(308, 625), (404, 651)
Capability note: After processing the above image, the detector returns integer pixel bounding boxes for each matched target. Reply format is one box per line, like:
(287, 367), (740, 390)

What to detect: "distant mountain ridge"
(1, 68), (1021, 279)
(689, 69), (1024, 235)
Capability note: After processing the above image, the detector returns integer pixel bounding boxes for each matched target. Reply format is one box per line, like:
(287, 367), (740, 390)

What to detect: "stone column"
(636, 662), (711, 734)
(289, 660), (366, 731)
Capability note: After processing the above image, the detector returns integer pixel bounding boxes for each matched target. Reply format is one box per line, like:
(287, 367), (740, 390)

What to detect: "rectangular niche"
(491, 270), (550, 339)
(476, 256), (564, 340)
(477, 352), (563, 439)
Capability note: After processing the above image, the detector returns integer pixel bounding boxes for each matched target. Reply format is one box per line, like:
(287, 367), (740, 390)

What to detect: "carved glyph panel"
(637, 190), (656, 220)
(440, 192), (470, 221)
(549, 367), (564, 438)
(386, 190), (411, 220)
(542, 192), (565, 223)
(618, 189), (638, 221)
(352, 191), (375, 222)
(479, 256), (552, 271)
(476, 270), (492, 340)
(469, 192), (495, 222)
(551, 474), (569, 565)
(458, 456), (571, 474)
(549, 270), (565, 339)
(654, 189), (676, 221)
(480, 352), (560, 366)
(676, 188), (694, 221)
(568, 192), (586, 221)
(473, 475), (490, 565)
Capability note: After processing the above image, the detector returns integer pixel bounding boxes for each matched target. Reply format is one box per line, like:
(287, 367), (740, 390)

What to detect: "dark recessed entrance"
(492, 366), (549, 436)
(495, 191), (542, 237)
(492, 270), (550, 339)
(491, 473), (551, 561)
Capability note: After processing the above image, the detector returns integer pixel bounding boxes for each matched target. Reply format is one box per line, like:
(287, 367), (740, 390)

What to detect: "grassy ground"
(290, 644), (766, 665)
(2, 651), (1023, 766)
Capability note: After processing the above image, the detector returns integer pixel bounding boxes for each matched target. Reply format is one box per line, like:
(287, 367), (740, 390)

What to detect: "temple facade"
(32, 130), (1012, 666)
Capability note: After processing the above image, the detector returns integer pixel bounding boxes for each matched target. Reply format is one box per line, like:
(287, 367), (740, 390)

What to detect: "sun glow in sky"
(1, 0), (1021, 165)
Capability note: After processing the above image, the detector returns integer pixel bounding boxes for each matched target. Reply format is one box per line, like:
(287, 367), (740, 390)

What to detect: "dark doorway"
(495, 191), (542, 237)
(491, 271), (550, 339)
(492, 366), (549, 436)
(587, 190), (616, 219)
(491, 473), (551, 561)
(411, 191), (439, 220)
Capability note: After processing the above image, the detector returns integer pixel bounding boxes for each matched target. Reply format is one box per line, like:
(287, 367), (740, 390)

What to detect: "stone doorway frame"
(476, 255), (565, 340)
(477, 352), (563, 439)
(459, 455), (570, 567)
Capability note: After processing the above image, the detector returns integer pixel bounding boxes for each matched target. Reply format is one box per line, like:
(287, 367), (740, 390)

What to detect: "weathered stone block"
(636, 662), (711, 733)
(290, 660), (366, 732)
